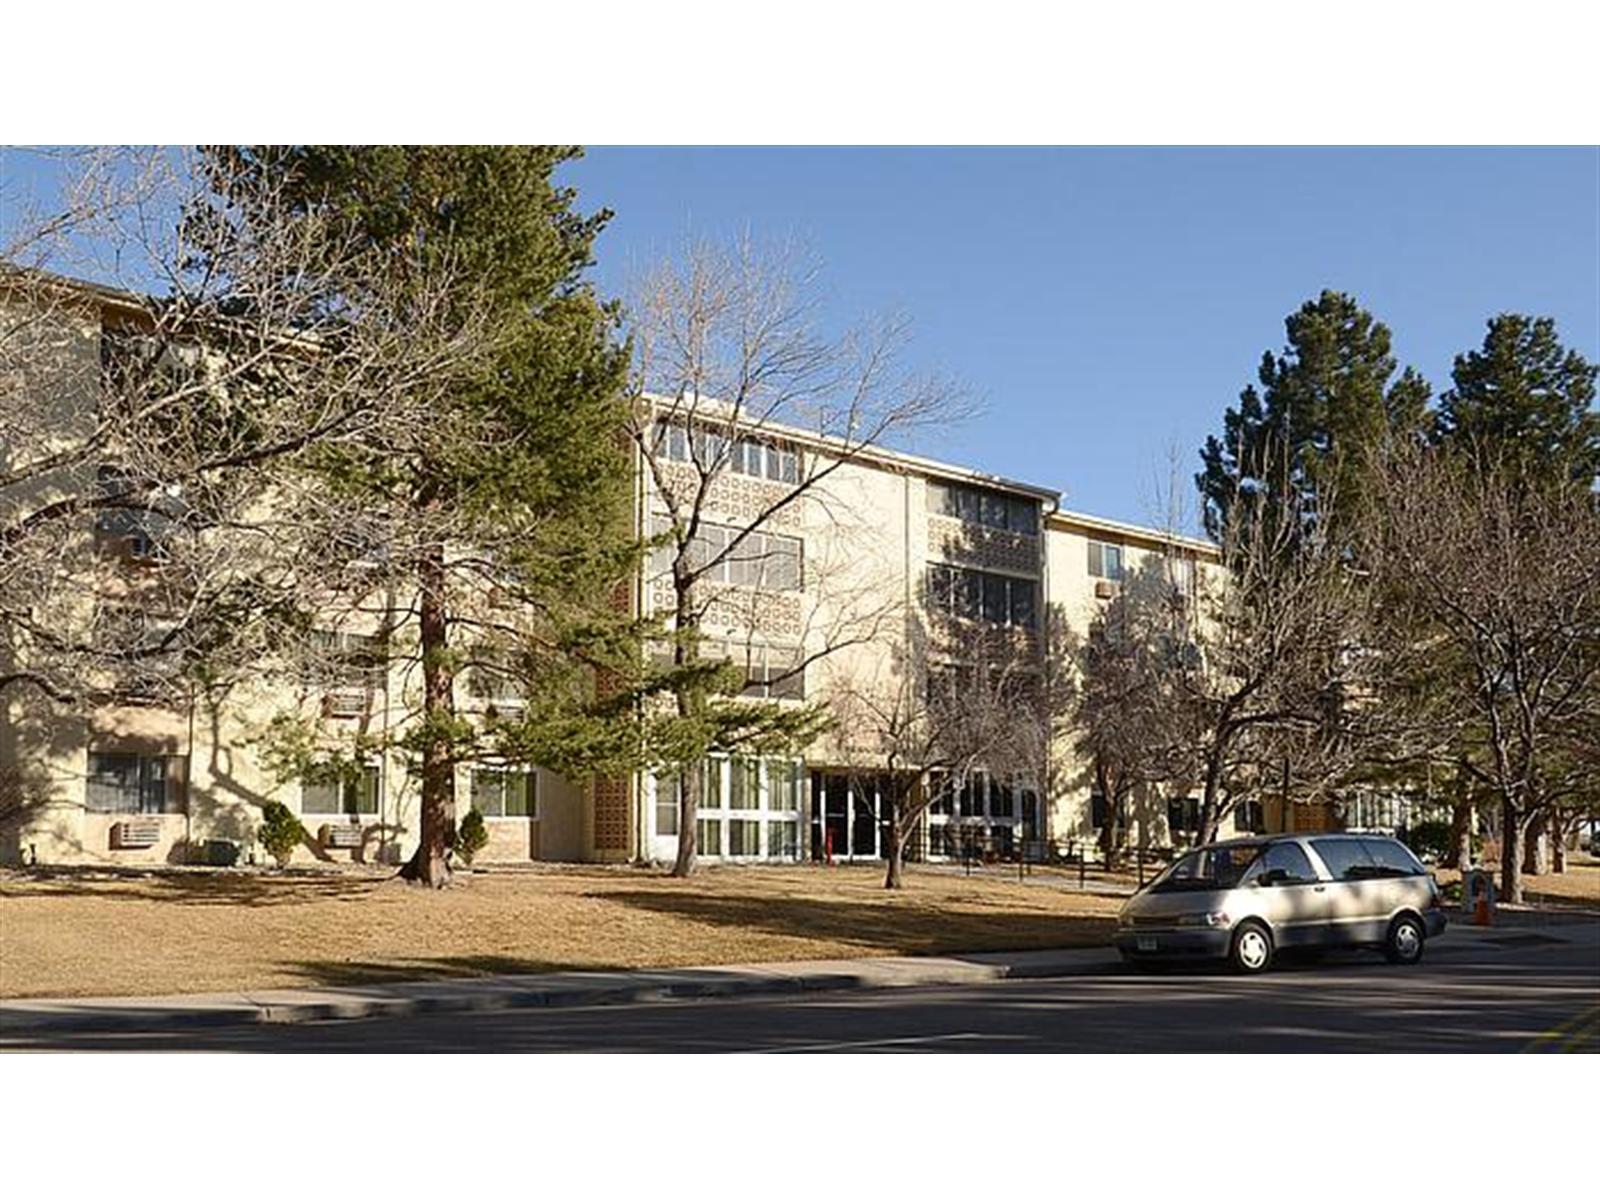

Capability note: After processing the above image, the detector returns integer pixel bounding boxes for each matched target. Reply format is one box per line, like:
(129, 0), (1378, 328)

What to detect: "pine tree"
(1434, 313), (1599, 488)
(1197, 290), (1430, 541)
(202, 146), (637, 887)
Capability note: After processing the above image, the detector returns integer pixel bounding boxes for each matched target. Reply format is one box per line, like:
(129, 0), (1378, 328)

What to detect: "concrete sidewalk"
(0, 945), (1121, 1036)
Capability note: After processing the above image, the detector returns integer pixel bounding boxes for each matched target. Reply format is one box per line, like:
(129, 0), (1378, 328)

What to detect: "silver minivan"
(1114, 834), (1447, 974)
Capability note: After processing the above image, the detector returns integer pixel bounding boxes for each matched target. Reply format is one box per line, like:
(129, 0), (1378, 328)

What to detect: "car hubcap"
(1239, 931), (1268, 969)
(1396, 924), (1420, 959)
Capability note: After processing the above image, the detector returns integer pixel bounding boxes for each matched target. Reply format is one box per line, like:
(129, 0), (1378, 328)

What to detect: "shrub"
(455, 809), (489, 865)
(258, 801), (305, 867)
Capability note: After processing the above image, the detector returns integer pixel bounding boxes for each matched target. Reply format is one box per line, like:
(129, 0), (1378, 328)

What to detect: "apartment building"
(2, 273), (1233, 869)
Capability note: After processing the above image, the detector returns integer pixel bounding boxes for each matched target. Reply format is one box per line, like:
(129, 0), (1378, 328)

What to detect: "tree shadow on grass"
(1, 867), (385, 908)
(589, 889), (1116, 957)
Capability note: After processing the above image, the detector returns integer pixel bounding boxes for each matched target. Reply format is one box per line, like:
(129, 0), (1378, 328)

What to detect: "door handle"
(1313, 885), (1326, 892)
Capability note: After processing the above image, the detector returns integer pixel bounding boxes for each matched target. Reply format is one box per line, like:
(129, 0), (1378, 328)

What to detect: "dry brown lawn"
(1434, 857), (1600, 907)
(0, 863), (1119, 999)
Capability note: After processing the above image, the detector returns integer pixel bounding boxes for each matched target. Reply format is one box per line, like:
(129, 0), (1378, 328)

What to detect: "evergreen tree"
(1434, 313), (1599, 488)
(1197, 290), (1430, 541)
(202, 146), (637, 887)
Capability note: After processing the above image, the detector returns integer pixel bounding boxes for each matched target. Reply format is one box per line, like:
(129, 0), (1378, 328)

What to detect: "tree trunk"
(1499, 799), (1523, 906)
(400, 539), (456, 888)
(671, 759), (700, 878)
(1551, 823), (1567, 874)
(1521, 810), (1549, 876)
(1197, 747), (1227, 844)
(883, 806), (905, 890)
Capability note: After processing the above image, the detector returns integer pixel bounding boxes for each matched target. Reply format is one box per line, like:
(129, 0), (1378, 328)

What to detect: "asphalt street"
(6, 929), (1597, 1052)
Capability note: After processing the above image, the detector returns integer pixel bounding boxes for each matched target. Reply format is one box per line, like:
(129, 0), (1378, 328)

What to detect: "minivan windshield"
(1148, 843), (1265, 893)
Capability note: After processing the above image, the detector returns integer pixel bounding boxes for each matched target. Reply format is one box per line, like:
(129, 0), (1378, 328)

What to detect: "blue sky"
(562, 147), (1600, 529)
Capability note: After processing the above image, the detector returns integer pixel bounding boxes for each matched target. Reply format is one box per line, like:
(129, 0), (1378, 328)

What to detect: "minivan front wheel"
(1384, 914), (1426, 965)
(1230, 922), (1274, 975)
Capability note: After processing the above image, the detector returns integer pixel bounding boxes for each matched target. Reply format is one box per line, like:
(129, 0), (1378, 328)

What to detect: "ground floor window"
(1235, 799), (1265, 834)
(302, 763), (382, 817)
(471, 767), (535, 818)
(85, 751), (187, 814)
(924, 771), (1039, 859)
(654, 757), (804, 860)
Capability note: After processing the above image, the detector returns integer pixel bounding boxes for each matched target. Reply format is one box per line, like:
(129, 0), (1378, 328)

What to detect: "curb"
(0, 949), (1121, 1036)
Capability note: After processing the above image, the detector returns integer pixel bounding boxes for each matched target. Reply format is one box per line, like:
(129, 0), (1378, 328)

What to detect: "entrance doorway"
(812, 772), (889, 860)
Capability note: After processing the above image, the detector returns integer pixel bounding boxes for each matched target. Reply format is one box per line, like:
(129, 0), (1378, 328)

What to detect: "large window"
(927, 480), (1038, 534)
(651, 517), (803, 593)
(470, 768), (535, 818)
(1357, 837), (1425, 878)
(1087, 539), (1126, 581)
(302, 764), (382, 817)
(653, 419), (800, 483)
(1246, 842), (1318, 885)
(663, 757), (806, 860)
(1167, 796), (1201, 837)
(85, 752), (186, 814)
(926, 564), (1038, 629)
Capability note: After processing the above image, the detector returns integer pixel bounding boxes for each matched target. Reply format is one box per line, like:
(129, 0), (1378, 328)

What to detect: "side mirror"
(1257, 868), (1289, 887)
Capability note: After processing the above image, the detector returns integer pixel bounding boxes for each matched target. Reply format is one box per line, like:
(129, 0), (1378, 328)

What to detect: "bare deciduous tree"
(626, 235), (967, 877)
(1360, 444), (1600, 902)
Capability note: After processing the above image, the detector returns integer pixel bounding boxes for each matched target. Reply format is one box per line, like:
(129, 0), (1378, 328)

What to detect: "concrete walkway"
(0, 945), (1121, 1035)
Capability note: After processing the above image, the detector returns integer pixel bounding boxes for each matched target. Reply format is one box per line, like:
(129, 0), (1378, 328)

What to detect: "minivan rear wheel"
(1230, 922), (1274, 975)
(1384, 914), (1426, 965)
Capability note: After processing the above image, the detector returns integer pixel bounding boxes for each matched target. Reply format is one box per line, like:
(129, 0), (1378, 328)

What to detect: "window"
(85, 752), (187, 814)
(728, 819), (761, 856)
(696, 818), (722, 857)
(94, 465), (179, 561)
(653, 771), (681, 836)
(302, 764), (382, 817)
(1247, 842), (1318, 885)
(928, 480), (1039, 533)
(925, 564), (1038, 629)
(1358, 837), (1424, 878)
(1311, 837), (1379, 882)
(768, 761), (802, 811)
(1088, 540), (1126, 581)
(730, 759), (760, 809)
(306, 630), (388, 689)
(766, 822), (799, 859)
(471, 768), (535, 818)
(654, 420), (798, 482)
(1090, 791), (1108, 830)
(679, 521), (803, 592)
(1150, 843), (1265, 893)
(722, 641), (805, 701)
(1236, 800), (1266, 834)
(1167, 796), (1201, 835)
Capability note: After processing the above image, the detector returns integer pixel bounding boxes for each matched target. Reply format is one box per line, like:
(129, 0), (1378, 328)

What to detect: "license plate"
(1137, 937), (1157, 952)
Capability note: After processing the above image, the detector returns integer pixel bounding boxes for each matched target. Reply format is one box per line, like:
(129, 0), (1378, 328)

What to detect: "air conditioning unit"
(112, 819), (162, 849)
(320, 823), (365, 850)
(322, 689), (368, 719)
(1094, 579), (1118, 599)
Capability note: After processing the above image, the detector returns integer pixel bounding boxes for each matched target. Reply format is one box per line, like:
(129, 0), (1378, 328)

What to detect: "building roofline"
(0, 265), (152, 318)
(1048, 507), (1219, 558)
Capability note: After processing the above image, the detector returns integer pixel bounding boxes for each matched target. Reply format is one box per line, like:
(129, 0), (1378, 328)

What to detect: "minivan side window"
(1358, 838), (1424, 878)
(1311, 837), (1378, 881)
(1249, 842), (1318, 885)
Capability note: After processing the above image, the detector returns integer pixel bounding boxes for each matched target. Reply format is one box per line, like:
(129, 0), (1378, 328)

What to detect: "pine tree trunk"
(1499, 799), (1523, 906)
(671, 760), (700, 878)
(400, 539), (456, 888)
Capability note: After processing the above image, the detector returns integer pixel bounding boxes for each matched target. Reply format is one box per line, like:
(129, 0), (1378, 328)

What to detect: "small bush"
(455, 809), (489, 865)
(258, 801), (305, 867)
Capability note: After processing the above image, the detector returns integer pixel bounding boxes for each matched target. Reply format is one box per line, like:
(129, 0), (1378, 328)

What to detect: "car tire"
(1229, 921), (1274, 975)
(1384, 914), (1426, 965)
